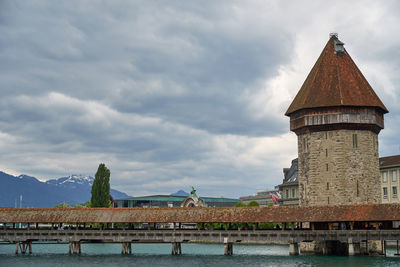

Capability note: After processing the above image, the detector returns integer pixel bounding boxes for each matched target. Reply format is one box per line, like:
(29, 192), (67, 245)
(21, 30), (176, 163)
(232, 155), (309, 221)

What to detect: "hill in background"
(0, 171), (130, 208)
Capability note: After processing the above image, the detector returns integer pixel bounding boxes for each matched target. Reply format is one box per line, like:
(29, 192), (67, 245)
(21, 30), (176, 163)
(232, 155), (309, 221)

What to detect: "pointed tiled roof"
(285, 35), (388, 116)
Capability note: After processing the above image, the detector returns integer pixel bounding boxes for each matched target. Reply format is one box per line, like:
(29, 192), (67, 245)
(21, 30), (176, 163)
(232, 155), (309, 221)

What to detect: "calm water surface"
(1, 243), (400, 266)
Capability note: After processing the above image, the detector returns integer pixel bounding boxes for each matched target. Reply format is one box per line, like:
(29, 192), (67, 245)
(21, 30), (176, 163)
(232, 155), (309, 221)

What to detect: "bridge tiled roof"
(1, 204), (400, 223)
(285, 35), (388, 116)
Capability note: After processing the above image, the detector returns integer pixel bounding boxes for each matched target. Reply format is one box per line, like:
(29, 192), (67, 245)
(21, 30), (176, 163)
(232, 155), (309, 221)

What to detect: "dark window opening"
(356, 181), (359, 197)
(352, 134), (358, 148)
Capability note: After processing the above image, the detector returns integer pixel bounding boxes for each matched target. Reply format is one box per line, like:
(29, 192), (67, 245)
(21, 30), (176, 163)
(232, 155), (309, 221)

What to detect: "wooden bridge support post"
(15, 241), (32, 255)
(68, 241), (81, 255)
(289, 241), (299, 256)
(21, 242), (27, 254)
(395, 240), (400, 256)
(223, 238), (233, 255)
(121, 242), (132, 255)
(224, 243), (233, 255)
(382, 240), (386, 257)
(171, 242), (182, 255)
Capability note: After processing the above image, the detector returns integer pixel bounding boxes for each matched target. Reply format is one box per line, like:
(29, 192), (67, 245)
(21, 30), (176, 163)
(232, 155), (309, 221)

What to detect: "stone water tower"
(285, 34), (388, 206)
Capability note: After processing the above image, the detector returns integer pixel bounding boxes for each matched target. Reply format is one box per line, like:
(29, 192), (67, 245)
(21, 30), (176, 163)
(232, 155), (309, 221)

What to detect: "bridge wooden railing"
(2, 228), (400, 243)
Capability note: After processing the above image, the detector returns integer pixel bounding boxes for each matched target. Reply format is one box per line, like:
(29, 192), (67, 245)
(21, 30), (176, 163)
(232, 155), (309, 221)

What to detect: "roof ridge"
(335, 47), (343, 105)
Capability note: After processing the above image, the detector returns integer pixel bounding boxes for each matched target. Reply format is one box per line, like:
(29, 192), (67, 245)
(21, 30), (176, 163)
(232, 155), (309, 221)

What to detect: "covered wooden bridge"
(1, 204), (400, 256)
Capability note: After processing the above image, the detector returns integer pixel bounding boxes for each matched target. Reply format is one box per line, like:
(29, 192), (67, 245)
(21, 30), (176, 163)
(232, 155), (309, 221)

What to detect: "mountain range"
(170, 190), (189, 197)
(0, 171), (131, 208)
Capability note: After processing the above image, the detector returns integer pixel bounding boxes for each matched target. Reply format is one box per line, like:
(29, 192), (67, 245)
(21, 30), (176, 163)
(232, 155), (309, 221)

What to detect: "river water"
(1, 243), (400, 266)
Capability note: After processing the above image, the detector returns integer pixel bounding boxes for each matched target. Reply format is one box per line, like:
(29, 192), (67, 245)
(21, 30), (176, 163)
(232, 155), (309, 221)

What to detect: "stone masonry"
(298, 129), (381, 206)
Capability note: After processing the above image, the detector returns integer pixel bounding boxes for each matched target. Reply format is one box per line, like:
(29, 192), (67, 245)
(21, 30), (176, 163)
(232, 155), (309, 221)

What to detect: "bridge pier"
(224, 238), (233, 255)
(15, 241), (32, 255)
(348, 238), (360, 256)
(171, 242), (182, 255)
(300, 241), (348, 255)
(224, 243), (233, 255)
(289, 241), (299, 256)
(121, 242), (132, 254)
(68, 241), (81, 255)
(360, 240), (384, 256)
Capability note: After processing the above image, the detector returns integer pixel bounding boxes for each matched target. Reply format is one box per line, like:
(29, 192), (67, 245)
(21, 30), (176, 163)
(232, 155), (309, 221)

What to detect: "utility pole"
(19, 195), (22, 228)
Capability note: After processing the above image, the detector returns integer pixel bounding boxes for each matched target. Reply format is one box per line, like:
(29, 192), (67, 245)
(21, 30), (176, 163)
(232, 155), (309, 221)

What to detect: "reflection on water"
(1, 243), (400, 267)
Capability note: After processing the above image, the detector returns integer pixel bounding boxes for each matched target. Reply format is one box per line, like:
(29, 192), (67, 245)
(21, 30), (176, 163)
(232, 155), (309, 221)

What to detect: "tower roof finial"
(329, 32), (338, 39)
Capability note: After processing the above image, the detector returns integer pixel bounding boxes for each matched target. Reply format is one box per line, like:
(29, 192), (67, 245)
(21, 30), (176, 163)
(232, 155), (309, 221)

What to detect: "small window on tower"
(325, 149), (328, 157)
(373, 136), (376, 150)
(326, 164), (329, 171)
(352, 134), (358, 148)
(356, 181), (359, 197)
(327, 182), (329, 190)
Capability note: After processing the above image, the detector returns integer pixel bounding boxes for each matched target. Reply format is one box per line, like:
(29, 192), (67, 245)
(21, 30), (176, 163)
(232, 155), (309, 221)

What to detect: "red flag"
(269, 193), (280, 204)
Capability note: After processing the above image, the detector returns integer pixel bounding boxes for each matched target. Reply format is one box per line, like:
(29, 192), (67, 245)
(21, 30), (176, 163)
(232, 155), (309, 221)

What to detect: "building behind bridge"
(239, 189), (280, 206)
(114, 195), (239, 208)
(278, 158), (299, 206)
(380, 155), (400, 203)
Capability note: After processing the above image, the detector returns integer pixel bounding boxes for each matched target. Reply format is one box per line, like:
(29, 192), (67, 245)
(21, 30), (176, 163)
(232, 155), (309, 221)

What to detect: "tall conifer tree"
(90, 163), (111, 207)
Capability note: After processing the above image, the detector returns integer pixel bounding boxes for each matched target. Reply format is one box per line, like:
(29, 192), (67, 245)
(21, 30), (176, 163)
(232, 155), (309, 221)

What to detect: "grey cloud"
(0, 0), (399, 198)
(1, 0), (293, 136)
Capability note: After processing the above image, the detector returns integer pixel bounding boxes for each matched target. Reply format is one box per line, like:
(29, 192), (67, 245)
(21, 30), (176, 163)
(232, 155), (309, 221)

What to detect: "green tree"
(53, 202), (71, 208)
(234, 202), (246, 207)
(247, 201), (260, 207)
(83, 201), (91, 207)
(90, 163), (111, 207)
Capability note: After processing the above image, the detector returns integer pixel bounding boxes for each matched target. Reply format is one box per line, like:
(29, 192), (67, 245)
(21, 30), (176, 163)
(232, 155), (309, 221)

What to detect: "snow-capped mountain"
(46, 174), (94, 187)
(0, 171), (131, 208)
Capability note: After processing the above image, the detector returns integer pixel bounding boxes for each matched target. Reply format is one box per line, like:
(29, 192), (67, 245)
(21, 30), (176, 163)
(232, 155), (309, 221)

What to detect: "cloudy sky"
(0, 0), (399, 198)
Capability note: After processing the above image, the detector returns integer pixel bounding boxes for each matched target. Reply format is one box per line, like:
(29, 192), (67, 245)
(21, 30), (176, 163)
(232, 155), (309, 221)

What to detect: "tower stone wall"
(298, 129), (381, 206)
